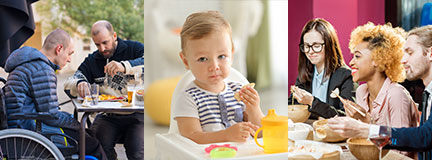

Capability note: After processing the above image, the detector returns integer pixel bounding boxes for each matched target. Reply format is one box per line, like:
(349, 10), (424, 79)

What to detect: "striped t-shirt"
(173, 81), (245, 132)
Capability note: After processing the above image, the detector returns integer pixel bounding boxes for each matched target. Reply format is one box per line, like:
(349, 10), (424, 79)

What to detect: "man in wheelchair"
(2, 29), (106, 159)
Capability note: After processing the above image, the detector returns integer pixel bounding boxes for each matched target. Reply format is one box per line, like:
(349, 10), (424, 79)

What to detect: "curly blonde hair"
(349, 22), (406, 82)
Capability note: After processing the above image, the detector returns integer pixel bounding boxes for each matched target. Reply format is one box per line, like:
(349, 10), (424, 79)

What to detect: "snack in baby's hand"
(234, 83), (255, 101)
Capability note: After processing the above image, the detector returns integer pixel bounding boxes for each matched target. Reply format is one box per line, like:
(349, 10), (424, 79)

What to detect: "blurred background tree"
(35, 0), (144, 43)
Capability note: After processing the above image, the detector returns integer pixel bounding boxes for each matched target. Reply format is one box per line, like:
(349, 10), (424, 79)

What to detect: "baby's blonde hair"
(349, 22), (406, 82)
(180, 11), (234, 53)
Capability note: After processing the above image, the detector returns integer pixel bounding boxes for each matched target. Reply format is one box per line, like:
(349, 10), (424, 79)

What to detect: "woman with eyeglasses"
(289, 18), (356, 119)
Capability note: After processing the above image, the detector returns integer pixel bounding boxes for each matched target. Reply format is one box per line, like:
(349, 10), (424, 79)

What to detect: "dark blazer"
(387, 104), (432, 160)
(289, 66), (356, 119)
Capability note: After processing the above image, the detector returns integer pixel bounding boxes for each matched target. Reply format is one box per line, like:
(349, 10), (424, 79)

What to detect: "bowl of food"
(289, 120), (314, 141)
(288, 105), (311, 123)
(135, 89), (144, 101)
(312, 119), (346, 142)
(347, 138), (389, 160)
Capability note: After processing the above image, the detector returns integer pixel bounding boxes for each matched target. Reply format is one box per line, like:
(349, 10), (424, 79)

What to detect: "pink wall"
(288, 0), (384, 89)
(358, 0), (385, 25)
(313, 0), (358, 64)
(288, 0), (313, 88)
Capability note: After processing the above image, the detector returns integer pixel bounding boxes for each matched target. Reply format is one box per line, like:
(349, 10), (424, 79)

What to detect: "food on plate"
(288, 144), (332, 153)
(315, 128), (327, 139)
(135, 89), (144, 101)
(98, 94), (124, 101)
(234, 83), (255, 101)
(313, 119), (346, 142)
(288, 141), (342, 159)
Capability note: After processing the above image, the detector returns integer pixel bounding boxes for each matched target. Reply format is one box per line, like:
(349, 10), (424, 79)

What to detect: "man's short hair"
(408, 25), (432, 55)
(42, 29), (71, 50)
(92, 20), (114, 36)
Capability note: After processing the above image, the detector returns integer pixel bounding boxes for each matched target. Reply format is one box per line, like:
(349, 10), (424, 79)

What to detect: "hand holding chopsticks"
(330, 88), (366, 117)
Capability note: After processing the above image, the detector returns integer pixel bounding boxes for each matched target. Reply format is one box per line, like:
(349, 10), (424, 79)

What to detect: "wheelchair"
(0, 77), (83, 160)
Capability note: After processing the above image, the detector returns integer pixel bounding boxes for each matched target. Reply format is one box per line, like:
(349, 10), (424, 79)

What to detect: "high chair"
(155, 68), (288, 159)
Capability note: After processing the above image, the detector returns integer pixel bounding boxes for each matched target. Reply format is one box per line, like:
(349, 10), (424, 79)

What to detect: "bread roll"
(234, 83), (255, 101)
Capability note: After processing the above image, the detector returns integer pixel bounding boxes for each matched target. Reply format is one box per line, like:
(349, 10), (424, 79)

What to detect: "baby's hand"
(239, 86), (260, 113)
(224, 122), (258, 142)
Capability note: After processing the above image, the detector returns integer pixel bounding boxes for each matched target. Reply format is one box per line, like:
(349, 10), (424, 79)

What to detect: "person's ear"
(113, 32), (117, 40)
(55, 44), (63, 55)
(231, 43), (235, 55)
(179, 51), (189, 70)
(427, 47), (432, 62)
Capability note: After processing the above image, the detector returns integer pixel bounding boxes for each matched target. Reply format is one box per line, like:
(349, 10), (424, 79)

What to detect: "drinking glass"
(85, 83), (99, 106)
(369, 118), (391, 160)
(134, 67), (144, 86)
(127, 84), (137, 104)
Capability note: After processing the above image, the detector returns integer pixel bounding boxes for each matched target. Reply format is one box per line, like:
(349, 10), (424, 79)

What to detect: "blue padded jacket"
(4, 46), (80, 132)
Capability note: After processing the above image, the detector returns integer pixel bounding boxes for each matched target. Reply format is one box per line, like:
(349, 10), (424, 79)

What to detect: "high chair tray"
(155, 133), (288, 160)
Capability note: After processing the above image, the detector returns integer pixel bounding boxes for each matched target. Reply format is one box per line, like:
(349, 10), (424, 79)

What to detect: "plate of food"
(288, 140), (342, 160)
(98, 94), (125, 102)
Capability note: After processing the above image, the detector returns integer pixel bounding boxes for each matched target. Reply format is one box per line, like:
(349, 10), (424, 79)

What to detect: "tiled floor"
(143, 85), (288, 160)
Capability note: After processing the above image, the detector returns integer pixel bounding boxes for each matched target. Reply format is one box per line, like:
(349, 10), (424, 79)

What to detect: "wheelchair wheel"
(0, 129), (64, 160)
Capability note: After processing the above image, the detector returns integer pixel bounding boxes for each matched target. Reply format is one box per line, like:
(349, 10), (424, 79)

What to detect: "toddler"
(173, 11), (265, 144)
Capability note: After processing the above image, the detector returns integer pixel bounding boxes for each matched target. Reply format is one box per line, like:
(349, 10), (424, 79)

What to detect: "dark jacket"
(4, 46), (80, 133)
(289, 66), (356, 118)
(76, 38), (143, 84)
(388, 103), (432, 160)
(68, 38), (143, 96)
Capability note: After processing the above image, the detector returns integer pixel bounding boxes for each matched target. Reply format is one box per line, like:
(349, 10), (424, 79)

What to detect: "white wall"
(269, 0), (288, 88)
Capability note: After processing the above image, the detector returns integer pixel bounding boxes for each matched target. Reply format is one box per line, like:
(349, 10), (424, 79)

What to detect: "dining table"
(71, 99), (144, 159)
(294, 119), (413, 160)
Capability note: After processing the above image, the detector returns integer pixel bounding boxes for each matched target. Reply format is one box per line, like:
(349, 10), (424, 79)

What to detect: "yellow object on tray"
(99, 94), (116, 101)
(98, 94), (125, 101)
(254, 109), (288, 153)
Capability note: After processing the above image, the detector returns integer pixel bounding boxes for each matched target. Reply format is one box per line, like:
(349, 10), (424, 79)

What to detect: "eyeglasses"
(299, 43), (325, 53)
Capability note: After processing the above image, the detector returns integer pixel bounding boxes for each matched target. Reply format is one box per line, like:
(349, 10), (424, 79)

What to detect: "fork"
(104, 59), (109, 86)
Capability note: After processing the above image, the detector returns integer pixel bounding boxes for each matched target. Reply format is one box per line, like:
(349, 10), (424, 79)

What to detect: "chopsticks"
(330, 88), (366, 117)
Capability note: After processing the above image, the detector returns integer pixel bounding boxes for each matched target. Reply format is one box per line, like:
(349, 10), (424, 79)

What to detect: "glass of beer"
(127, 84), (136, 103)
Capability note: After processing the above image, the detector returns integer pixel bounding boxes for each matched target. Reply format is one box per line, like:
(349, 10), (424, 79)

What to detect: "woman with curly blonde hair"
(343, 23), (419, 157)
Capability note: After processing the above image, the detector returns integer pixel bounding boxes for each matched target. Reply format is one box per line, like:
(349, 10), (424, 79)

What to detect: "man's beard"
(101, 41), (117, 59)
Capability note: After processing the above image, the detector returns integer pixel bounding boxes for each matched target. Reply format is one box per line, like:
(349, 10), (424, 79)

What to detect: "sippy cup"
(254, 109), (288, 153)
